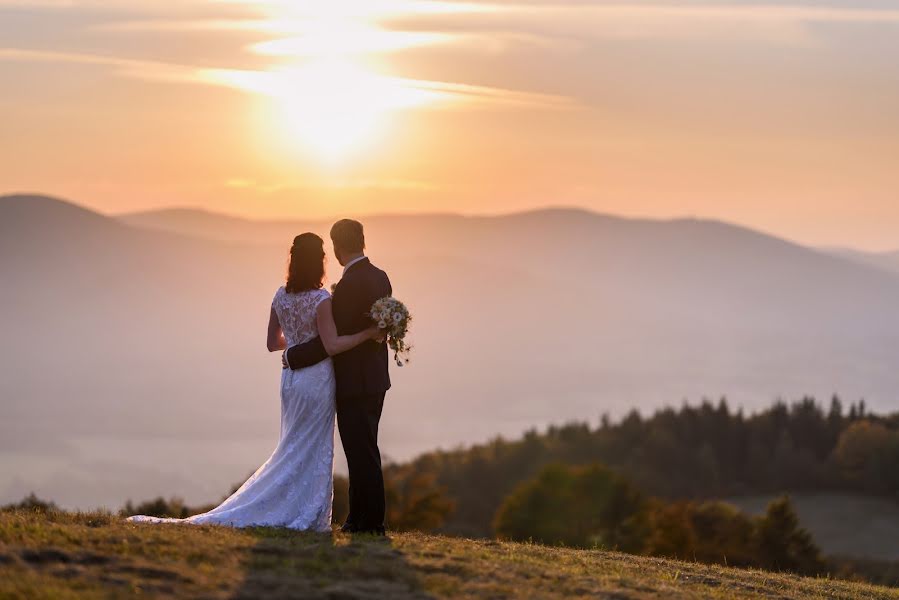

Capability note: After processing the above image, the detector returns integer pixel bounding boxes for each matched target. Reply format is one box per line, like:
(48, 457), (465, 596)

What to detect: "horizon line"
(3, 191), (897, 255)
(0, 189), (771, 228)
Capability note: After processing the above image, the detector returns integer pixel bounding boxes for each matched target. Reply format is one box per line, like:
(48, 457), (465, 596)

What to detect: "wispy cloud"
(225, 177), (438, 193)
(0, 0), (241, 13)
(377, 2), (899, 50)
(3, 0), (894, 124)
(0, 48), (199, 83)
(76, 2), (899, 65)
(522, 3), (899, 29)
(91, 17), (569, 56)
(0, 0), (77, 5)
(201, 63), (573, 109)
(0, 47), (573, 109)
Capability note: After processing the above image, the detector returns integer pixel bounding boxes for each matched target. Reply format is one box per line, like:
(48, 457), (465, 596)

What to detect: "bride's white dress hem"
(127, 287), (336, 533)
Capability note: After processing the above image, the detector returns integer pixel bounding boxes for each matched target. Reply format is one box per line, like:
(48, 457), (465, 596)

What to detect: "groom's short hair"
(330, 219), (365, 253)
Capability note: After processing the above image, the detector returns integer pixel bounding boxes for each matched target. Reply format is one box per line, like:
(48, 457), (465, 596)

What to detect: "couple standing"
(128, 219), (392, 534)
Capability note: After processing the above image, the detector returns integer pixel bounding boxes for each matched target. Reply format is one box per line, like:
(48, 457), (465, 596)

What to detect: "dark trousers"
(337, 392), (386, 531)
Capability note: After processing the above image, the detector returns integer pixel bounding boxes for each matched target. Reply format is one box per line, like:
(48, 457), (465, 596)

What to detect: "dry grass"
(1, 510), (897, 599)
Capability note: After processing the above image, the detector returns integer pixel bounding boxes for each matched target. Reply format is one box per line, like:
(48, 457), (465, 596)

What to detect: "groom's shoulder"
(368, 260), (389, 278)
(367, 261), (390, 286)
(349, 258), (388, 278)
(340, 259), (389, 290)
(348, 261), (390, 296)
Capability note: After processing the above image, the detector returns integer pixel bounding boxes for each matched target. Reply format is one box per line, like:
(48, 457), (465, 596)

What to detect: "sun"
(268, 59), (436, 163)
(207, 1), (455, 163)
(208, 59), (441, 164)
(277, 69), (384, 162)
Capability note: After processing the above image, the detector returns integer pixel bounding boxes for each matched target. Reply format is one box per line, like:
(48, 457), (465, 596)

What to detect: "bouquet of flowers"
(370, 296), (412, 366)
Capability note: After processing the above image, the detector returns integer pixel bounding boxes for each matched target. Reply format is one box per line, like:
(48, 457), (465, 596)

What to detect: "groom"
(283, 219), (392, 535)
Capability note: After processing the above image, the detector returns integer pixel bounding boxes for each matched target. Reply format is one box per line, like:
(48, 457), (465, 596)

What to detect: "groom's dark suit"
(285, 257), (392, 533)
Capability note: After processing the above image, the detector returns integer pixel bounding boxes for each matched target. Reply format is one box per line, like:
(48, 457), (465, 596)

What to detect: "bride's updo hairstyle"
(285, 233), (326, 293)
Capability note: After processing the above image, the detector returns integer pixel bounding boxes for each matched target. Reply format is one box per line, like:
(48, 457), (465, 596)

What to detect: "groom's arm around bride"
(282, 333), (329, 370)
(282, 254), (392, 378)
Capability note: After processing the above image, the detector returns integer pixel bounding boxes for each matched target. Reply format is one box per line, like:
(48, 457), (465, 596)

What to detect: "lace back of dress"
(273, 288), (328, 347)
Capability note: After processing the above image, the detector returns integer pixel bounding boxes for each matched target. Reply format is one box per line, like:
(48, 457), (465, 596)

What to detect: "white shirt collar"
(342, 255), (366, 275)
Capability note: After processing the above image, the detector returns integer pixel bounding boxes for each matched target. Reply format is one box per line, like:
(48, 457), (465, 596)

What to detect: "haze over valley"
(3, 193), (899, 509)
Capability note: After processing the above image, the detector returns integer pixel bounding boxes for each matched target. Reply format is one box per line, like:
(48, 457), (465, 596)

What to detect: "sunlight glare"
(210, 0), (477, 162)
(270, 59), (438, 162)
(205, 59), (442, 163)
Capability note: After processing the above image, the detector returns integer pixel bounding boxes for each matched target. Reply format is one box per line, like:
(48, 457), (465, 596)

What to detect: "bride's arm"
(316, 298), (380, 356)
(267, 307), (286, 352)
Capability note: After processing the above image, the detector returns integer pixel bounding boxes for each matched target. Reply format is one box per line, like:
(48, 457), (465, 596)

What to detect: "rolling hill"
(4, 193), (899, 510)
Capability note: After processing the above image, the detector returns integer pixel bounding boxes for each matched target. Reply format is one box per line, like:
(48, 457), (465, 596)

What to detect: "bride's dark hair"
(285, 233), (326, 293)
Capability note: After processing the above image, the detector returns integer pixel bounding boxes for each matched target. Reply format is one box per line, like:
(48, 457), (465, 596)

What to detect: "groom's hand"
(281, 351), (289, 369)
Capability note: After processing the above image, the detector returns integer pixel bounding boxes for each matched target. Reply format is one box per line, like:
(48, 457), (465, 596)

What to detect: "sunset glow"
(206, 59), (442, 162)
(215, 0), (472, 161)
(2, 0), (899, 247)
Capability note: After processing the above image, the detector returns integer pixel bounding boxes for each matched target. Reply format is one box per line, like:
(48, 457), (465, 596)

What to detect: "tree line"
(493, 463), (824, 576)
(385, 396), (899, 538)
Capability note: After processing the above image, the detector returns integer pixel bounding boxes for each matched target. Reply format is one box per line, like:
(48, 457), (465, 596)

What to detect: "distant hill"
(2, 510), (897, 599)
(823, 246), (899, 276)
(5, 194), (899, 509)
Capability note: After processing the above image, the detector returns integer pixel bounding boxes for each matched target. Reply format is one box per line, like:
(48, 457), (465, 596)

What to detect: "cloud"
(0, 47), (574, 110)
(4, 1), (895, 121)
(402, 77), (575, 108)
(225, 177), (439, 193)
(83, 2), (899, 63)
(0, 0), (76, 5)
(0, 0), (226, 9)
(382, 2), (899, 47)
(536, 3), (899, 26)
(0, 48), (200, 83)
(202, 62), (573, 110)
(91, 17), (574, 58)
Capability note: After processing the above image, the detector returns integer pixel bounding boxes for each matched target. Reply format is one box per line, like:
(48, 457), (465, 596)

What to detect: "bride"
(127, 233), (380, 531)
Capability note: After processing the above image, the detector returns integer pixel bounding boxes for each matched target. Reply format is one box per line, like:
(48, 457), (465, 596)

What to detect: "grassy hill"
(2, 511), (897, 599)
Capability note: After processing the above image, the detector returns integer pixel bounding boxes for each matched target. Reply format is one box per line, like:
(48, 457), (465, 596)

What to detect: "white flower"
(369, 296), (412, 365)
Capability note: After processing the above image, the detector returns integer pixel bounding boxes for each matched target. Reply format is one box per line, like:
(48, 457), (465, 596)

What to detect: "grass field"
(2, 510), (898, 599)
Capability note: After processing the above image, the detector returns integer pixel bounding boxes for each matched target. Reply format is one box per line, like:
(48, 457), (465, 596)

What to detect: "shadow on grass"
(233, 529), (432, 600)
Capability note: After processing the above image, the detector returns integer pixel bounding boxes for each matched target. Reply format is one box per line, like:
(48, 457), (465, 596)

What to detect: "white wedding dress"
(127, 287), (336, 532)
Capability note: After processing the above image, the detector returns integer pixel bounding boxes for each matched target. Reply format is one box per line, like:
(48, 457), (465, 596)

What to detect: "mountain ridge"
(117, 202), (819, 250)
(4, 194), (888, 267)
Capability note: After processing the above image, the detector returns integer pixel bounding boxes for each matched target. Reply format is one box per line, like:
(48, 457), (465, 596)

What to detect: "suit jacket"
(285, 257), (392, 399)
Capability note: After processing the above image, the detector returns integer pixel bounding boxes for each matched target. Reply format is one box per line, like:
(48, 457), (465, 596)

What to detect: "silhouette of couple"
(129, 219), (392, 535)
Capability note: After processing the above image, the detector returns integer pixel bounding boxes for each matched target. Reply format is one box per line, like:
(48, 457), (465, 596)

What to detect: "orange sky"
(2, 0), (899, 249)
